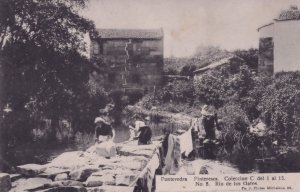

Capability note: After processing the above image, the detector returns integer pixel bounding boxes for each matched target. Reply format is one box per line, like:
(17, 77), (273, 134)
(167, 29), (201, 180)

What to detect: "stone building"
(258, 6), (300, 75)
(90, 28), (164, 92)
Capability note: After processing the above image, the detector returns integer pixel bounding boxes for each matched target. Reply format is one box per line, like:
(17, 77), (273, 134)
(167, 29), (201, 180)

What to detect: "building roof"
(96, 28), (163, 39)
(276, 6), (300, 21)
(257, 22), (274, 31)
(193, 55), (243, 74)
(258, 6), (300, 31)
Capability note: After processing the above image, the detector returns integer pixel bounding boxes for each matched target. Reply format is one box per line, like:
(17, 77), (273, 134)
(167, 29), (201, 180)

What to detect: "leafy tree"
(180, 64), (196, 77)
(258, 72), (300, 145)
(194, 67), (229, 108)
(0, 0), (99, 147)
(233, 48), (258, 71)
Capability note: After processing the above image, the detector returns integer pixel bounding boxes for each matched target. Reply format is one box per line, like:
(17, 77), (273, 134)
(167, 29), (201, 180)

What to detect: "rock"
(115, 174), (136, 186)
(116, 156), (148, 171)
(116, 145), (156, 158)
(85, 174), (115, 187)
(54, 173), (68, 181)
(39, 167), (70, 179)
(9, 174), (22, 182)
(0, 173), (11, 192)
(86, 186), (134, 192)
(44, 180), (84, 188)
(10, 177), (52, 192)
(16, 164), (46, 177)
(84, 176), (103, 187)
(92, 168), (139, 177)
(48, 151), (87, 170)
(69, 167), (100, 181)
(36, 186), (87, 192)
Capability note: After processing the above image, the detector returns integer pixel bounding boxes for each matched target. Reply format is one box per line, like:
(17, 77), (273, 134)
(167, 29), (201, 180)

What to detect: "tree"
(258, 72), (300, 144)
(0, 0), (99, 146)
(180, 64), (196, 77)
(233, 49), (258, 71)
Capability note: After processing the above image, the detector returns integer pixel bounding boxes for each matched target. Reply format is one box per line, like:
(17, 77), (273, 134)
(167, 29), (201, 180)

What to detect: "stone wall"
(91, 38), (164, 92)
(258, 37), (274, 75)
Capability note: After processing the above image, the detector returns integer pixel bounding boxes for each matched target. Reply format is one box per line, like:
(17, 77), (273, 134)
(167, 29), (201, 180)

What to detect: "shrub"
(258, 72), (300, 145)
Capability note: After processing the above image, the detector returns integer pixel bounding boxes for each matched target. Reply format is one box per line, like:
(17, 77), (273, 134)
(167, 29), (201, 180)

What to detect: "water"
(4, 122), (258, 174)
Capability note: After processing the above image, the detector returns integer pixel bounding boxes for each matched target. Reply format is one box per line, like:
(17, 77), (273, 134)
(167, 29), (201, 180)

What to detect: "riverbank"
(4, 140), (162, 192)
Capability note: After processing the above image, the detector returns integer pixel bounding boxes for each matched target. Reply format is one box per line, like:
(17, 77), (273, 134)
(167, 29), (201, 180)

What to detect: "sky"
(82, 0), (300, 57)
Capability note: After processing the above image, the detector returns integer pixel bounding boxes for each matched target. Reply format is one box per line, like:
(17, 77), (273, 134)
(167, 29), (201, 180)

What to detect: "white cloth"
(163, 134), (181, 175)
(146, 151), (160, 192)
(95, 140), (116, 158)
(94, 117), (106, 124)
(178, 128), (193, 157)
(135, 120), (145, 131)
(129, 129), (135, 141)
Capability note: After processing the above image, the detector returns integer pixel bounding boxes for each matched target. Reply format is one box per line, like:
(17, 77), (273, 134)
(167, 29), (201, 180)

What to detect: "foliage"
(0, 0), (103, 154)
(233, 48), (258, 71)
(180, 64), (197, 77)
(156, 80), (194, 103)
(193, 66), (229, 108)
(258, 72), (300, 145)
(163, 68), (178, 76)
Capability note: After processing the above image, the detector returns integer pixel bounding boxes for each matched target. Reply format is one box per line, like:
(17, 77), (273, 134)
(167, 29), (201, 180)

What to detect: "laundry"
(163, 134), (181, 175)
(178, 128), (193, 157)
(95, 140), (116, 158)
(146, 151), (160, 192)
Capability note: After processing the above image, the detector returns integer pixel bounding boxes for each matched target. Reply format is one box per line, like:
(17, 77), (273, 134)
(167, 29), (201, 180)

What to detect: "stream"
(6, 123), (257, 175)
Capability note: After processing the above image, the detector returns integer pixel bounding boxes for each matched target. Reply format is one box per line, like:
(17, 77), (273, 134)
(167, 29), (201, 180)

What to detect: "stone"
(84, 176), (103, 187)
(92, 169), (138, 177)
(16, 164), (46, 177)
(10, 177), (52, 192)
(115, 174), (136, 186)
(86, 186), (134, 192)
(0, 173), (11, 192)
(85, 174), (115, 187)
(44, 180), (84, 188)
(54, 173), (68, 181)
(36, 186), (87, 192)
(48, 151), (87, 170)
(9, 174), (22, 182)
(69, 167), (100, 181)
(39, 167), (70, 179)
(116, 145), (156, 158)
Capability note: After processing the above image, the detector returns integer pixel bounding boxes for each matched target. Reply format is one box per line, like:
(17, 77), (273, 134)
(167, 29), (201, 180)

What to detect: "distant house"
(193, 55), (244, 80)
(258, 6), (300, 75)
(90, 28), (164, 92)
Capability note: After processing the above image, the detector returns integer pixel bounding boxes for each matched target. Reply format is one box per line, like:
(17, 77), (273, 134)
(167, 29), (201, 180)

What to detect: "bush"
(258, 72), (300, 145)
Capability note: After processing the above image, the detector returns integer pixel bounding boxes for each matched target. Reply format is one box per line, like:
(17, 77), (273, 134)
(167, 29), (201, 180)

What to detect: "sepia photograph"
(0, 0), (300, 191)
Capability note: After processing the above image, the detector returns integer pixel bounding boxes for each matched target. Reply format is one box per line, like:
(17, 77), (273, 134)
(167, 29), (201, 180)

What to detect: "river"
(6, 124), (259, 175)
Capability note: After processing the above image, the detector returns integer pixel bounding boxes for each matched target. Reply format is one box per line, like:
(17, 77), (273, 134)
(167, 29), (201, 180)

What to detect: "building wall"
(258, 24), (274, 75)
(258, 20), (300, 74)
(274, 20), (300, 72)
(91, 38), (163, 91)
